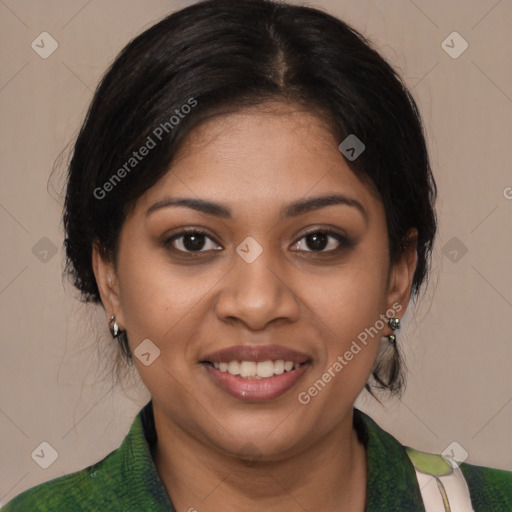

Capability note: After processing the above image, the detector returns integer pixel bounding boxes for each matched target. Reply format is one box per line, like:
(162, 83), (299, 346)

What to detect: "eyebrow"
(146, 193), (368, 224)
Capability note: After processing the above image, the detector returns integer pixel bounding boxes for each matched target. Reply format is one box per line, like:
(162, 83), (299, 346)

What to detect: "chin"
(208, 422), (309, 462)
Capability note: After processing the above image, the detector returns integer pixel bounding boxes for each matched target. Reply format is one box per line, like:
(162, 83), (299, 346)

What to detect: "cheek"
(115, 241), (222, 358)
(297, 269), (387, 415)
(299, 247), (390, 395)
(309, 253), (389, 339)
(115, 252), (210, 399)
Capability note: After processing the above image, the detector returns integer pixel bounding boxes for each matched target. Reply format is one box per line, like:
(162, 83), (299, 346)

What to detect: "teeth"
(274, 360), (284, 374)
(240, 361), (257, 378)
(211, 359), (302, 379)
(257, 360), (275, 378)
(227, 361), (240, 375)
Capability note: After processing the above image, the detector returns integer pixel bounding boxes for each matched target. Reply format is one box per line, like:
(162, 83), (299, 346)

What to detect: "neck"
(152, 408), (368, 512)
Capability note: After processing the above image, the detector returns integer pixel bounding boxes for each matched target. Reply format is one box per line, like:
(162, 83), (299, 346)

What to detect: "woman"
(3, 0), (510, 510)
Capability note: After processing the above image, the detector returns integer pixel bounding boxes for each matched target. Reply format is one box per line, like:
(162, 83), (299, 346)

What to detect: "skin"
(93, 102), (418, 512)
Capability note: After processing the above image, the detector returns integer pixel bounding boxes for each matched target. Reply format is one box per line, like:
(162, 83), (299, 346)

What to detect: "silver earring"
(386, 317), (400, 346)
(109, 315), (121, 338)
(388, 317), (400, 331)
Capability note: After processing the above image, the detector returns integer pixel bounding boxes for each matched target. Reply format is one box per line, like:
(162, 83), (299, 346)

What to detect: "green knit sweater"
(2, 401), (511, 511)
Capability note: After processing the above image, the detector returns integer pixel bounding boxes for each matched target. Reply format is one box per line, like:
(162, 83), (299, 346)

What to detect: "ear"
(91, 242), (125, 328)
(386, 228), (418, 314)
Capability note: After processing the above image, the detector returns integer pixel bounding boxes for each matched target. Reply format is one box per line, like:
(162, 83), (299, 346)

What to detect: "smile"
(208, 359), (302, 379)
(200, 344), (312, 401)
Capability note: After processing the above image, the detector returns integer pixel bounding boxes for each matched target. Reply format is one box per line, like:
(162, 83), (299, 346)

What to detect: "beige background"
(1, 0), (511, 506)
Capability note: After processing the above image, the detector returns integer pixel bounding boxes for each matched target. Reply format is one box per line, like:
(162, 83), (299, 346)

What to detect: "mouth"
(200, 345), (312, 401)
(201, 359), (307, 379)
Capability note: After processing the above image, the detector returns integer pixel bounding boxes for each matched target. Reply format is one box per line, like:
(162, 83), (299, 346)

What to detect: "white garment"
(406, 448), (475, 511)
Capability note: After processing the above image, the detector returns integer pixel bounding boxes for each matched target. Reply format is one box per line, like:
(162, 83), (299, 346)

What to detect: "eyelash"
(163, 227), (353, 257)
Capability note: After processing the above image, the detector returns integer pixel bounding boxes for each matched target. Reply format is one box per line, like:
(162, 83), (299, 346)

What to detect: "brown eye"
(164, 229), (222, 254)
(292, 229), (352, 253)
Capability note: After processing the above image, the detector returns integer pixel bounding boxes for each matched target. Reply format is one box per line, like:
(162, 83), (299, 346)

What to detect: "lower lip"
(203, 363), (310, 402)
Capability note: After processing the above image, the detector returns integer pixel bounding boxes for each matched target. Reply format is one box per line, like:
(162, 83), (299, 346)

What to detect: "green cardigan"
(2, 401), (511, 511)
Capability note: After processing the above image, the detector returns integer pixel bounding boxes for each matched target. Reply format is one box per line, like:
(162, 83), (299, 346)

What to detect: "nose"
(214, 245), (300, 330)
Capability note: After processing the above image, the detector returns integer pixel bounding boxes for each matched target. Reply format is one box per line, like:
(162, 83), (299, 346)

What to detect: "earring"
(109, 314), (121, 338)
(386, 317), (400, 346)
(388, 317), (400, 331)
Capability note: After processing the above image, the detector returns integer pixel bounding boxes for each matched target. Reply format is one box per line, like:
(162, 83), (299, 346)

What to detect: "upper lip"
(201, 344), (311, 364)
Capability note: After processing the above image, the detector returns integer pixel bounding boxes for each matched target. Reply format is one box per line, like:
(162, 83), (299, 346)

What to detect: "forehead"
(135, 103), (382, 220)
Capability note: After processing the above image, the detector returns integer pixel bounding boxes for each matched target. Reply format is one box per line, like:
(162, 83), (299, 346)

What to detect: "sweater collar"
(352, 408), (425, 510)
(123, 400), (424, 511)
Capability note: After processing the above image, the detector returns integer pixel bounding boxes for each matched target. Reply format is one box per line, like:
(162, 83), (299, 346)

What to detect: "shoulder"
(1, 410), (141, 511)
(355, 408), (511, 511)
(459, 460), (512, 511)
(1, 466), (102, 511)
(1, 448), (122, 511)
(405, 445), (512, 512)
(2, 403), (173, 512)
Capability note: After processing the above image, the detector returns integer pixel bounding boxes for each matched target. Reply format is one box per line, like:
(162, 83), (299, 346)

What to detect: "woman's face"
(94, 102), (417, 459)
